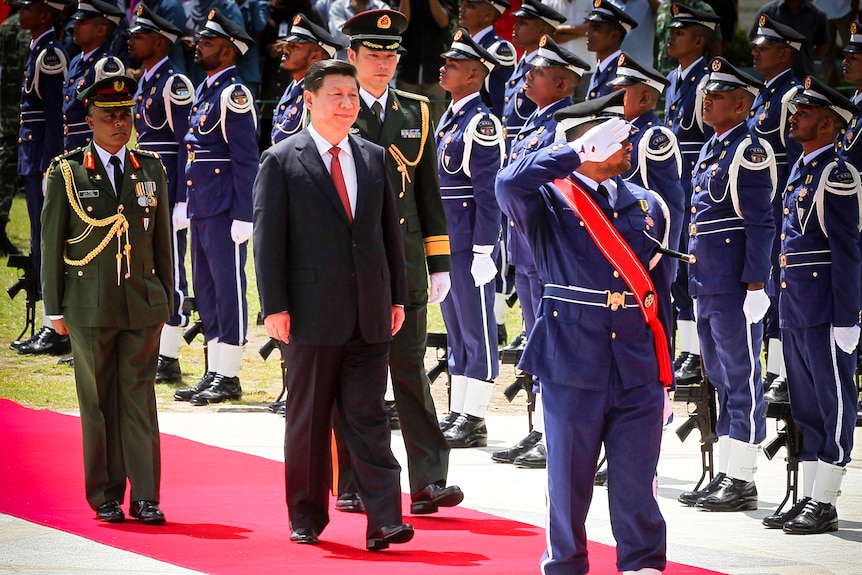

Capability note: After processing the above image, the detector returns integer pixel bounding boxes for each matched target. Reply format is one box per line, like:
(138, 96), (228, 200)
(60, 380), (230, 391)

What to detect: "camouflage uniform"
(655, 0), (722, 74)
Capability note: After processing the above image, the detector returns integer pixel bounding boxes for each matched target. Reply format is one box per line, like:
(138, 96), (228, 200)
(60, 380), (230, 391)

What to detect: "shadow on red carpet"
(0, 399), (725, 574)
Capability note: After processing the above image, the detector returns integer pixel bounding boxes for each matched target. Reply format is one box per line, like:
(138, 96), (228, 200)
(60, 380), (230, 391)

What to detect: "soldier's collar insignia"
(129, 151), (141, 169)
(84, 151), (95, 170)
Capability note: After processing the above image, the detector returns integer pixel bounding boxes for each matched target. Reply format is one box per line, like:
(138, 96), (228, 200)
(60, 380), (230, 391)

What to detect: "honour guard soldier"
(664, 3), (721, 382)
(769, 77), (861, 535)
(174, 11), (259, 405)
(496, 98), (672, 575)
(42, 75), (173, 525)
(436, 29), (504, 448)
(838, 23), (862, 171)
(332, 8), (463, 515)
(584, 0), (637, 101)
(271, 14), (344, 146)
(492, 34), (589, 469)
(62, 0), (125, 153)
(609, 53), (684, 342)
(128, 5), (194, 383)
(504, 0), (566, 154)
(14, 0), (72, 356)
(458, 0), (516, 119)
(681, 57), (776, 512)
(749, 15), (804, 405)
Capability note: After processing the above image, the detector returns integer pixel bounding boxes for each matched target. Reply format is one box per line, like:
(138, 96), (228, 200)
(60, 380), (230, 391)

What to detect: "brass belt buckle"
(689, 222), (697, 237)
(606, 291), (625, 311)
(779, 254), (787, 267)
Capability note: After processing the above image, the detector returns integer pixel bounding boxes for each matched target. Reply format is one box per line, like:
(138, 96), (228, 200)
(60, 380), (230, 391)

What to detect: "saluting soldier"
(663, 3), (721, 383)
(436, 29), (504, 448)
(458, 0), (516, 119)
(328, 8), (463, 516)
(680, 57), (776, 512)
(492, 34), (589, 470)
(748, 15), (805, 404)
(173, 11), (259, 405)
(584, 0), (637, 101)
(127, 4), (194, 384)
(42, 75), (173, 525)
(496, 96), (672, 575)
(609, 52), (684, 343)
(13, 0), (71, 357)
(768, 77), (861, 535)
(62, 0), (125, 153)
(271, 14), (343, 146)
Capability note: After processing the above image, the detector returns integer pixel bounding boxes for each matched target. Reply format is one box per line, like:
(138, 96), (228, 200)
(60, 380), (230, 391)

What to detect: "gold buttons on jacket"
(553, 310), (558, 317)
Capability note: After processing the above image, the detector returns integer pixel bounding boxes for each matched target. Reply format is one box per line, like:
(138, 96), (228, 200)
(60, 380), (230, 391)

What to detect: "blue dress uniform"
(496, 121), (670, 575)
(181, 11), (259, 402)
(778, 78), (861, 534)
(474, 20), (516, 120)
(688, 59), (776, 511)
(130, 7), (194, 334)
(19, 25), (68, 290)
(584, 0), (638, 101)
(585, 51), (619, 100)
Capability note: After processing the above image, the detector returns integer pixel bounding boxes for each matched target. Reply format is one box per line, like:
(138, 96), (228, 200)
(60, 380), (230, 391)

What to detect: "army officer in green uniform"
(41, 75), (173, 525)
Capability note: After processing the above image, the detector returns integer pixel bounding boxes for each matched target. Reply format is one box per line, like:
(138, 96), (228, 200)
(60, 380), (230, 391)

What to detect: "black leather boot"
(696, 476), (758, 511)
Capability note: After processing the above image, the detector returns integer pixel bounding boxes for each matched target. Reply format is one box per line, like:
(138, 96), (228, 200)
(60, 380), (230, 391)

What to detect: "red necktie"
(329, 146), (352, 223)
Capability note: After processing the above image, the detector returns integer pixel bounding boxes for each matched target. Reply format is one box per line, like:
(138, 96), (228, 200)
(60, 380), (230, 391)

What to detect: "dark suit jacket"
(253, 129), (408, 346)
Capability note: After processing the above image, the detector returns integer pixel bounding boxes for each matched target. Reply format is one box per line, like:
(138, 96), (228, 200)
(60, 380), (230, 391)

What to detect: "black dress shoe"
(783, 500), (839, 534)
(155, 355), (182, 383)
(18, 327), (71, 356)
(439, 411), (460, 432)
(696, 476), (757, 511)
(384, 399), (400, 430)
(190, 375), (242, 405)
(290, 527), (319, 544)
(174, 372), (216, 401)
(411, 483), (464, 514)
(673, 351), (690, 372)
(443, 414), (488, 448)
(10, 326), (48, 350)
(335, 492), (365, 513)
(491, 430), (542, 463)
(678, 472), (726, 506)
(594, 465), (608, 486)
(57, 355), (74, 367)
(366, 523), (414, 551)
(763, 376), (789, 404)
(96, 500), (125, 523)
(675, 353), (702, 385)
(268, 399), (285, 414)
(130, 500), (165, 525)
(763, 496), (811, 528)
(502, 330), (527, 351)
(514, 443), (546, 469)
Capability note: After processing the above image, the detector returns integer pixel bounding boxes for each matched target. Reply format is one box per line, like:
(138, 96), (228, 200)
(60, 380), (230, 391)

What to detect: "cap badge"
(539, 35), (547, 47)
(208, 9), (215, 19)
(853, 22), (859, 34)
(804, 76), (812, 89)
(671, 4), (679, 16)
(114, 80), (125, 92)
(136, 4), (143, 16)
(759, 15), (766, 27)
(617, 53), (625, 66)
(378, 14), (391, 29)
(711, 59), (721, 72)
(293, 14), (301, 25)
(453, 29), (463, 41)
(594, 0), (601, 8)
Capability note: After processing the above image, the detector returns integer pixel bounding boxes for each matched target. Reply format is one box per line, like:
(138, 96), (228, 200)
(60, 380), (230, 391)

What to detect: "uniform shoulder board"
(489, 39), (517, 68)
(741, 142), (771, 168)
(36, 45), (67, 76)
(165, 74), (194, 106)
(222, 83), (254, 114)
(825, 161), (859, 195)
(134, 148), (161, 160)
(646, 126), (674, 154)
(463, 113), (505, 176)
(94, 55), (125, 83)
(392, 88), (429, 103)
(472, 115), (501, 143)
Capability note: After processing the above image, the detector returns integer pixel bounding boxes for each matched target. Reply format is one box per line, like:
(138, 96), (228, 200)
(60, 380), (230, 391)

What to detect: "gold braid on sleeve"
(388, 100), (429, 192)
(59, 159), (131, 286)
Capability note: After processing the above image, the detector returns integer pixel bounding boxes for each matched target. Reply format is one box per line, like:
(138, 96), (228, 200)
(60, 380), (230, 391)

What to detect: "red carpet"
(0, 399), (724, 574)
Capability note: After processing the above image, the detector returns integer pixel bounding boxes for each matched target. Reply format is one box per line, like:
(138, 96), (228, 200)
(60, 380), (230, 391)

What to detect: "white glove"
(470, 246), (497, 287)
(230, 220), (253, 244)
(833, 324), (860, 354)
(172, 202), (190, 231)
(742, 288), (770, 324)
(571, 118), (630, 163)
(428, 272), (451, 304)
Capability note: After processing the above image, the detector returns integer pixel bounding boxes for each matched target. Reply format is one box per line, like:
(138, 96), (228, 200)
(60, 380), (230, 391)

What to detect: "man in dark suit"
(252, 59), (412, 551)
(41, 75), (173, 525)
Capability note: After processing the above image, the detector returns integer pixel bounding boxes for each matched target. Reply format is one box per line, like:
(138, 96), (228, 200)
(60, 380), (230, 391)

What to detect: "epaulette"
(729, 135), (777, 216)
(222, 83), (254, 114)
(488, 39), (517, 68)
(94, 55), (125, 83)
(462, 112), (505, 177)
(639, 125), (682, 182)
(740, 141), (772, 169)
(813, 160), (862, 234)
(825, 161), (858, 193)
(133, 148), (161, 160)
(36, 45), (67, 76)
(164, 74), (194, 131)
(392, 88), (429, 103)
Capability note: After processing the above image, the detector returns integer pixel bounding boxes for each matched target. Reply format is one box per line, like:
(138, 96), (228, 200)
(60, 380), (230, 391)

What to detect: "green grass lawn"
(0, 193), (525, 412)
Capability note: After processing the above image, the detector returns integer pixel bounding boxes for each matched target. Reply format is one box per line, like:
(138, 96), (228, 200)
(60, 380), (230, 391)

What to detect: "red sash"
(553, 177), (673, 387)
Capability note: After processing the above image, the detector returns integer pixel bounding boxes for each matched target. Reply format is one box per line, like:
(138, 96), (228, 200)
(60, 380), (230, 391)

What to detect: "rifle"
(7, 254), (38, 342)
(426, 332), (448, 386)
(763, 400), (802, 514)
(260, 337), (288, 410)
(180, 296), (208, 372)
(675, 367), (718, 491)
(500, 345), (536, 431)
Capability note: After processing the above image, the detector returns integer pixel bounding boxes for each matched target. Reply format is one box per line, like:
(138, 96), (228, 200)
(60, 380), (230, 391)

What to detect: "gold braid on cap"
(387, 100), (429, 192)
(58, 159), (131, 286)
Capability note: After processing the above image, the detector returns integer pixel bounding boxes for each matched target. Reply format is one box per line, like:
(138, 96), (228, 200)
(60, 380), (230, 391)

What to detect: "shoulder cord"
(387, 100), (429, 192)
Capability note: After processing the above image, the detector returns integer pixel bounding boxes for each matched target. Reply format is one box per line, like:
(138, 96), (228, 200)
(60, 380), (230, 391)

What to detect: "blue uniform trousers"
(23, 175), (44, 297)
(541, 374), (666, 575)
(696, 292), (766, 444)
(168, 227), (189, 327)
(514, 263), (541, 335)
(783, 325), (857, 465)
(440, 249), (499, 381)
(190, 215), (248, 346)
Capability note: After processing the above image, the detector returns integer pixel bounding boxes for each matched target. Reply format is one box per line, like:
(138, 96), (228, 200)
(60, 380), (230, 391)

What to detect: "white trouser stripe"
(745, 320), (757, 444)
(478, 285), (493, 380)
(233, 241), (244, 344)
(829, 327), (846, 463)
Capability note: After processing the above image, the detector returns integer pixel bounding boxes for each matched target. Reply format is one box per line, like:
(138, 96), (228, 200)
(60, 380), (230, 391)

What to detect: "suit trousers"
(282, 332), (403, 537)
(69, 324), (162, 510)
